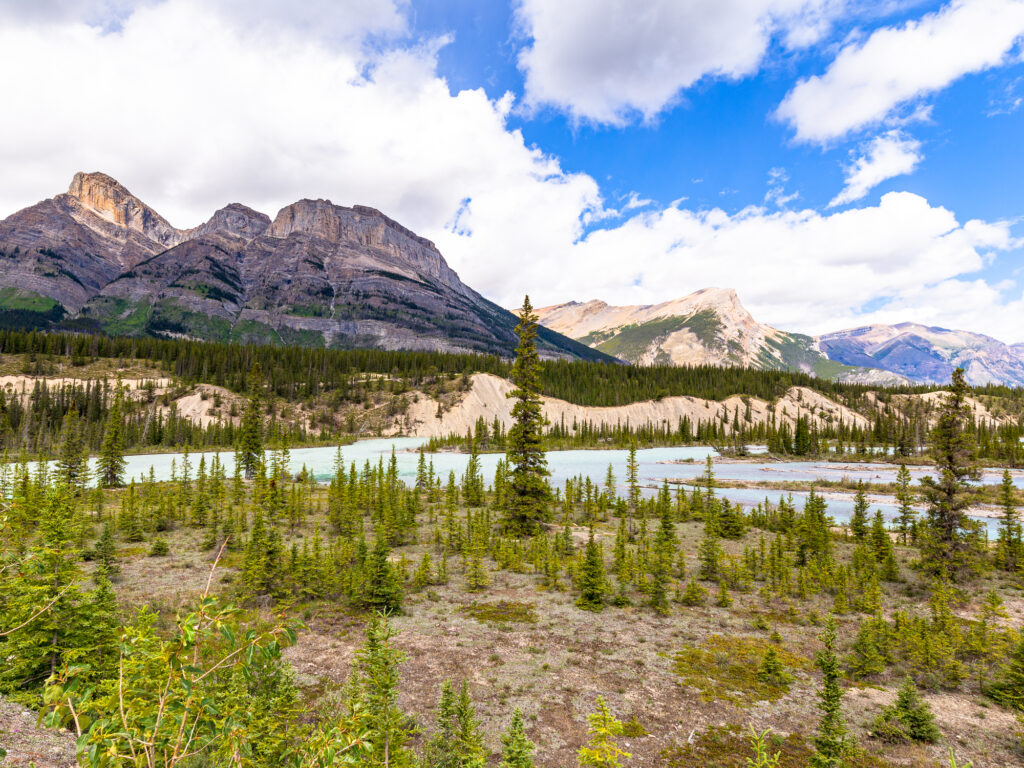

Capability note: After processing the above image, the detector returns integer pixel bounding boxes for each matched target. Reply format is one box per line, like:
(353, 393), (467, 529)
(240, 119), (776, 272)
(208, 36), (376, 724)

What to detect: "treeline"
(0, 377), (317, 457)
(427, 407), (1024, 466)
(5, 327), (1023, 409)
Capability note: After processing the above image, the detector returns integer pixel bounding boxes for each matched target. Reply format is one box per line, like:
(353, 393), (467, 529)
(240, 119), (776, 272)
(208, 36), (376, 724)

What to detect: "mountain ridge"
(536, 288), (907, 384)
(0, 172), (609, 361)
(536, 291), (1024, 386)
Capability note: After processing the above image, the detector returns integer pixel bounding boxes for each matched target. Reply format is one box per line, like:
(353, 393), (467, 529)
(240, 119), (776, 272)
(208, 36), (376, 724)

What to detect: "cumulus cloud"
(514, 0), (849, 124)
(0, 0), (1021, 343)
(459, 191), (1020, 342)
(829, 131), (922, 206)
(778, 0), (1024, 143)
(0, 0), (599, 246)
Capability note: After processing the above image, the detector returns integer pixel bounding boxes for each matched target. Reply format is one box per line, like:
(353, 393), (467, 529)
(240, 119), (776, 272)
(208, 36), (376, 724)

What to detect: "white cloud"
(514, 0), (848, 124)
(0, 0), (1021, 344)
(778, 0), (1024, 143)
(456, 191), (1021, 342)
(829, 131), (922, 206)
(0, 0), (599, 253)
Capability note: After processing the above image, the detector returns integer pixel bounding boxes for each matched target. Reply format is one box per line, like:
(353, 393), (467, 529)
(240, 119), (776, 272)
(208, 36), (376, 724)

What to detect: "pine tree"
(499, 708), (535, 768)
(872, 677), (941, 743)
(577, 696), (630, 768)
(237, 363), (265, 481)
(919, 368), (983, 580)
(811, 616), (850, 768)
(97, 385), (126, 488)
(504, 296), (550, 536)
(576, 530), (607, 612)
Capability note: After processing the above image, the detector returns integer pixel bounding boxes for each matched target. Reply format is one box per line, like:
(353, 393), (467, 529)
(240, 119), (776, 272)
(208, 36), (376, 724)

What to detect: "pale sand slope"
(161, 384), (244, 429)
(865, 390), (1013, 426)
(0, 375), (170, 393)
(401, 373), (870, 438)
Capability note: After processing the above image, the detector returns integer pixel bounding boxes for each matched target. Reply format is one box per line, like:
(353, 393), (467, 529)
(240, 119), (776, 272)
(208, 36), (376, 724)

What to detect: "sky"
(1, 0), (1023, 342)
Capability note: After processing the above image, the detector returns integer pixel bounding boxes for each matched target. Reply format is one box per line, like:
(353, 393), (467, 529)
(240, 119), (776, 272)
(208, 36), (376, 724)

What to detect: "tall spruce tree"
(919, 368), (983, 580)
(504, 296), (550, 536)
(576, 529), (607, 612)
(996, 469), (1022, 572)
(811, 616), (850, 768)
(894, 463), (917, 544)
(56, 409), (88, 489)
(97, 385), (126, 488)
(237, 363), (265, 481)
(355, 613), (416, 767)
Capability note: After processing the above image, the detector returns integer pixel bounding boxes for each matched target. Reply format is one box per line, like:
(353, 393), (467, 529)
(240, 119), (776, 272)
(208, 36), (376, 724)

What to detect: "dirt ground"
(8, 505), (1024, 768)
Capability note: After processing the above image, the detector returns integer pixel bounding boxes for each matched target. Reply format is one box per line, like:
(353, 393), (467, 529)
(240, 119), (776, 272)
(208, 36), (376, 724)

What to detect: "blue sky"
(0, 0), (1022, 340)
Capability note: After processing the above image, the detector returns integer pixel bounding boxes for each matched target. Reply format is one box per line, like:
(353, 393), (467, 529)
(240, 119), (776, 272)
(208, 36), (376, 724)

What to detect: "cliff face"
(0, 173), (608, 361)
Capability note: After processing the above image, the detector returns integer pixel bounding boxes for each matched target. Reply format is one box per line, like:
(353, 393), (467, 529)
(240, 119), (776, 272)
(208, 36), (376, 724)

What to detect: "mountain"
(817, 323), (1024, 387)
(535, 288), (902, 383)
(0, 173), (608, 361)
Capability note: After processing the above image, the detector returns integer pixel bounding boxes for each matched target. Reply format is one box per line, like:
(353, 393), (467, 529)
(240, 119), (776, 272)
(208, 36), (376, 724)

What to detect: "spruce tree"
(0, 486), (85, 702)
(577, 696), (630, 768)
(872, 677), (940, 743)
(894, 464), (916, 544)
(56, 409), (88, 489)
(987, 634), (1024, 711)
(426, 680), (461, 768)
(811, 616), (850, 768)
(850, 484), (868, 540)
(362, 535), (404, 613)
(355, 613), (416, 767)
(237, 363), (265, 481)
(996, 469), (1022, 572)
(93, 521), (120, 580)
(757, 646), (794, 688)
(454, 680), (488, 768)
(97, 385), (126, 488)
(499, 708), (536, 768)
(576, 529), (607, 612)
(919, 368), (982, 580)
(504, 296), (550, 536)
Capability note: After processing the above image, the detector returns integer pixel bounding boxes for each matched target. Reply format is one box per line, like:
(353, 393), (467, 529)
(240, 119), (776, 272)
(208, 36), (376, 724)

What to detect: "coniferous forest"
(1, 317), (1023, 768)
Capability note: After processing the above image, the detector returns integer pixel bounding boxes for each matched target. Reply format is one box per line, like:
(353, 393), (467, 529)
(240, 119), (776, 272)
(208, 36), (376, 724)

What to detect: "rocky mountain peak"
(65, 171), (182, 248)
(190, 203), (270, 241)
(268, 199), (435, 250)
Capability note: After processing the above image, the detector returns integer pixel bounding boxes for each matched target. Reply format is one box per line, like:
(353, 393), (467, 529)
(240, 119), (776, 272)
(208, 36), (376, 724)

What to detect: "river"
(12, 438), (1020, 537)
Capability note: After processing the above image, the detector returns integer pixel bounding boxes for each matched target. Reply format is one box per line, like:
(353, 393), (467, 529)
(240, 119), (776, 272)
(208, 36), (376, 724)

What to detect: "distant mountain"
(817, 323), (1024, 387)
(0, 172), (609, 361)
(536, 289), (905, 383)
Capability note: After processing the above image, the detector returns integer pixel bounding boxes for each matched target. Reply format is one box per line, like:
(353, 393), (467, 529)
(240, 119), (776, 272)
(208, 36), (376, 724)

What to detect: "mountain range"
(0, 173), (606, 361)
(536, 291), (1024, 387)
(2, 173), (1021, 386)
